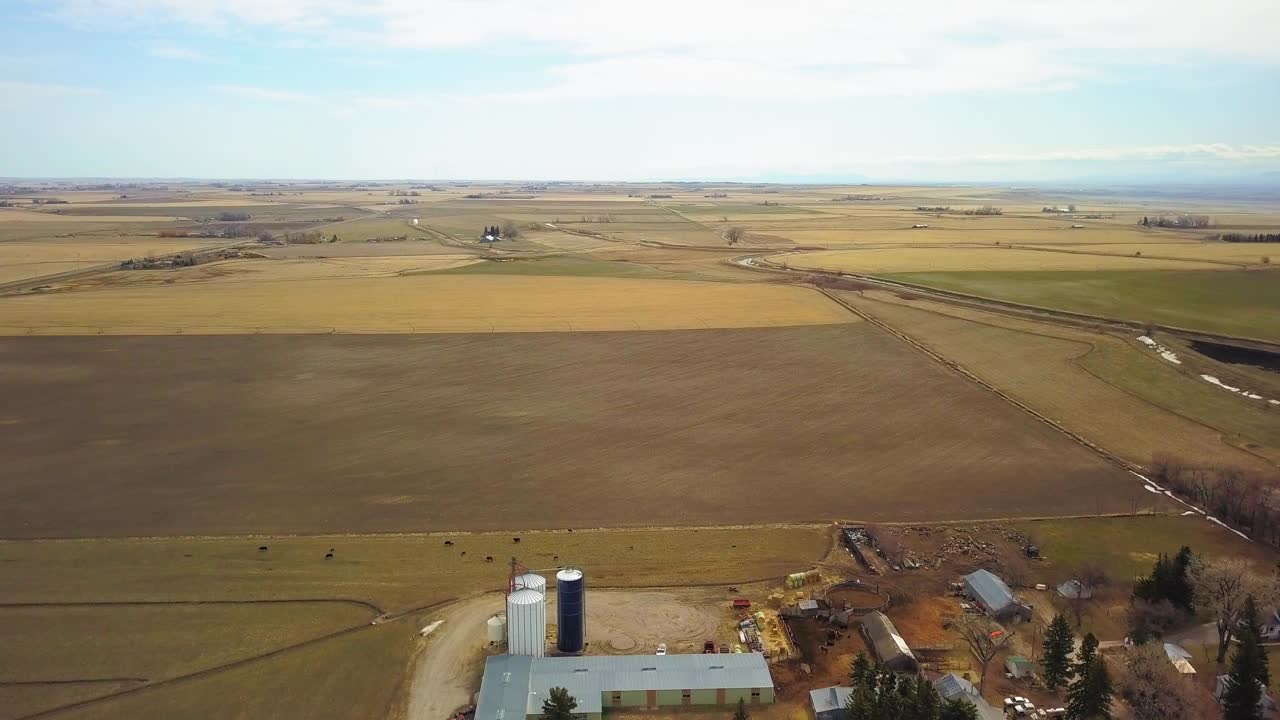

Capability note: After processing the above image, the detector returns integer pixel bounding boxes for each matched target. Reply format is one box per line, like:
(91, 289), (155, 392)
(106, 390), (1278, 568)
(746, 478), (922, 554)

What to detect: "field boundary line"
(814, 286), (1147, 477)
(0, 598), (386, 615)
(10, 596), (458, 720)
(848, 291), (1277, 469)
(1008, 242), (1249, 269)
(0, 678), (147, 687)
(746, 254), (1280, 352)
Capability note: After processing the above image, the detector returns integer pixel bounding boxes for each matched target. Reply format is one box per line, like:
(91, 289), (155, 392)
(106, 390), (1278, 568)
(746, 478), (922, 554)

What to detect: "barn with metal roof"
(933, 673), (1005, 720)
(962, 569), (1032, 622)
(475, 653), (775, 720)
(859, 611), (917, 672)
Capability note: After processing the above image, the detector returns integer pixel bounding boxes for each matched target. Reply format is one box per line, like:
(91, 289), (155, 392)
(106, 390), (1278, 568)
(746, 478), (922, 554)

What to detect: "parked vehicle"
(656, 643), (667, 656)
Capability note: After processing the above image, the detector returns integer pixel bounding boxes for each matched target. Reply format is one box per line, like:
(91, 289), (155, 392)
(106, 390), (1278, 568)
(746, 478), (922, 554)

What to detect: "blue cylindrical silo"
(556, 567), (585, 654)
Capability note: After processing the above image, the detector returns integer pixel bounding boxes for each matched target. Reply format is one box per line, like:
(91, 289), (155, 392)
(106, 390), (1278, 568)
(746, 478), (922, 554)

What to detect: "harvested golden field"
(0, 274), (848, 334)
(838, 290), (1277, 471)
(0, 208), (179, 223)
(195, 256), (483, 280)
(0, 325), (1143, 538)
(0, 239), (223, 284)
(776, 246), (1223, 272)
(1039, 242), (1278, 264)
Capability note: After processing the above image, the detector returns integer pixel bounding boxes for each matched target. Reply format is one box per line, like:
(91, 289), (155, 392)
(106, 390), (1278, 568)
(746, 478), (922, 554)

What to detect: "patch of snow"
(1136, 335), (1180, 364)
(1207, 516), (1250, 541)
(1200, 374), (1277, 404)
(1143, 485), (1162, 494)
(1182, 511), (1198, 516)
(420, 620), (444, 637)
(1201, 374), (1241, 392)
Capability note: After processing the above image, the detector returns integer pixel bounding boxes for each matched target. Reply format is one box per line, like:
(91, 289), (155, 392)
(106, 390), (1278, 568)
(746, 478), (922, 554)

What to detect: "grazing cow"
(258, 546), (268, 552)
(444, 540), (453, 546)
(485, 556), (494, 562)
(324, 552), (334, 559)
(513, 537), (520, 543)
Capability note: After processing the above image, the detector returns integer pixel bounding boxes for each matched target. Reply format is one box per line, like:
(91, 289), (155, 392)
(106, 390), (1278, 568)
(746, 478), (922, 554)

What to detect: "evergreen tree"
(540, 687), (580, 720)
(940, 698), (979, 720)
(1043, 613), (1076, 690)
(1133, 549), (1194, 612)
(1066, 643), (1113, 720)
(1169, 546), (1195, 611)
(1076, 633), (1099, 675)
(907, 674), (942, 720)
(732, 698), (749, 720)
(1223, 595), (1270, 720)
(850, 652), (874, 687)
(845, 653), (877, 720)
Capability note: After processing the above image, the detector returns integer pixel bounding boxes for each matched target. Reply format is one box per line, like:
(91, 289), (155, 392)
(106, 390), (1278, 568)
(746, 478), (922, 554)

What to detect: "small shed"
(1164, 643), (1196, 675)
(1057, 580), (1093, 600)
(861, 611), (917, 672)
(809, 686), (853, 720)
(1005, 655), (1035, 680)
(1216, 675), (1276, 712)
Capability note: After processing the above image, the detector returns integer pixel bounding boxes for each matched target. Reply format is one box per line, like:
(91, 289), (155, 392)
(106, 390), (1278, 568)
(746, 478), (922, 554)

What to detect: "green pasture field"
(886, 269), (1280, 342)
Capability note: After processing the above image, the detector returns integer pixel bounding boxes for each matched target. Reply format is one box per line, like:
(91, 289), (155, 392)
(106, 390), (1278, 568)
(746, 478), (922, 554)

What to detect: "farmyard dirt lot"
(1, 323), (1146, 537)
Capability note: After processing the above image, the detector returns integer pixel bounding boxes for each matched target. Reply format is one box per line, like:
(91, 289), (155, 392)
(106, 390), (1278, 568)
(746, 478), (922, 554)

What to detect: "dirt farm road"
(407, 593), (504, 720)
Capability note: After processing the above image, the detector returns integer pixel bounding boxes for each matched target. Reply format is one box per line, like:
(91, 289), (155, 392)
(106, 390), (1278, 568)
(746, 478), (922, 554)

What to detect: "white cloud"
(49, 0), (1280, 100)
(210, 84), (317, 102)
(148, 44), (215, 62)
(0, 81), (101, 105)
(881, 144), (1280, 165)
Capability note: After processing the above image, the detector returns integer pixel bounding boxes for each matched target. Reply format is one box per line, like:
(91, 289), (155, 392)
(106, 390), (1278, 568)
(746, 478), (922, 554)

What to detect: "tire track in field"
(9, 596), (456, 720)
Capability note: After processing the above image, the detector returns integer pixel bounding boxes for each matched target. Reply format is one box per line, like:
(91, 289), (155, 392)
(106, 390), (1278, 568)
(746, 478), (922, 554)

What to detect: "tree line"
(1220, 233), (1280, 243)
(1150, 454), (1280, 549)
(1140, 215), (1210, 228)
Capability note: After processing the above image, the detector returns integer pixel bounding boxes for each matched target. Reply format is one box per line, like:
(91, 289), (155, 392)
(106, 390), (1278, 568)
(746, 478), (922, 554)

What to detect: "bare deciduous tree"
(1192, 557), (1280, 662)
(953, 613), (1010, 691)
(725, 227), (744, 245)
(1120, 643), (1221, 720)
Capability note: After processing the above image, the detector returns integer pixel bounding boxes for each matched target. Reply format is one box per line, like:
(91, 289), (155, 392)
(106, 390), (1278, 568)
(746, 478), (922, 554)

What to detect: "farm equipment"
(703, 640), (717, 653)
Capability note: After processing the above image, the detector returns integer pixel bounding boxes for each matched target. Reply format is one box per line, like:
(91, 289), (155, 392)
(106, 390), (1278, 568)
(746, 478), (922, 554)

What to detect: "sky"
(2, 0), (1279, 183)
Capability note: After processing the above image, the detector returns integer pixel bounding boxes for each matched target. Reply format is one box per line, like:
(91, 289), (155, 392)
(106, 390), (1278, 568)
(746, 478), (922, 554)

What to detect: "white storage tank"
(511, 572), (546, 595)
(486, 614), (507, 645)
(506, 588), (546, 657)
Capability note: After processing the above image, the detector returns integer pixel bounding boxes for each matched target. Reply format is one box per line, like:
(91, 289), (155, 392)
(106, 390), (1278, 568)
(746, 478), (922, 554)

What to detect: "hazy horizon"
(3, 1), (1279, 182)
